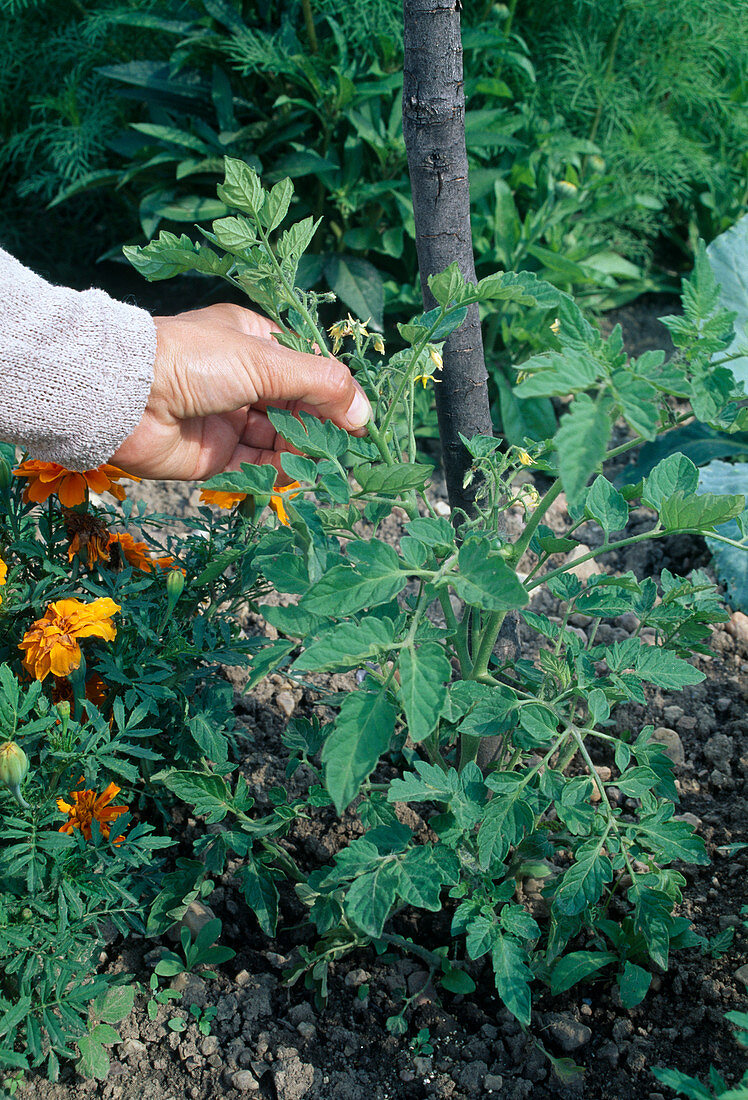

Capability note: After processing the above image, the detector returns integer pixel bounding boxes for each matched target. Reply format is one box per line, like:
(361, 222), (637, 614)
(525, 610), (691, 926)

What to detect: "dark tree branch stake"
(402, 1), (518, 767)
(402, 0), (493, 520)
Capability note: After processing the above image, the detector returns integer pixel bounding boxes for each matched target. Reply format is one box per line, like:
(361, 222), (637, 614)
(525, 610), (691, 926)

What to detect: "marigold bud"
(0, 454), (11, 491)
(0, 741), (29, 808)
(166, 569), (185, 605)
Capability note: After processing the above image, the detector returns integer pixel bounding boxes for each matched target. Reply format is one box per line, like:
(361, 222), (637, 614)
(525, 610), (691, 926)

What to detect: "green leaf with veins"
(617, 962), (652, 1008)
(641, 453), (699, 511)
(585, 476), (629, 534)
(491, 932), (533, 1026)
(660, 490), (745, 532)
(344, 861), (400, 938)
(452, 539), (529, 610)
(267, 408), (350, 460)
(477, 775), (535, 869)
(218, 156), (264, 215)
(553, 837), (613, 916)
(514, 350), (600, 398)
(633, 805), (709, 865)
(554, 394), (612, 505)
(322, 688), (398, 813)
(301, 545), (408, 618)
(611, 372), (659, 440)
(398, 642), (452, 743)
(550, 950), (617, 995)
(294, 617), (397, 672)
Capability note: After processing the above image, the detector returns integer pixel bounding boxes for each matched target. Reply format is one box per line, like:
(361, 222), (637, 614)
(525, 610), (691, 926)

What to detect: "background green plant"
(3, 0), (746, 441)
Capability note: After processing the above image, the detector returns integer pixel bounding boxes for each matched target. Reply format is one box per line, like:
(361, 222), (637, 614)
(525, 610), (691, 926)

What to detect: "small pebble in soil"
(545, 1014), (592, 1052)
(726, 610), (748, 648)
(275, 690), (296, 717)
(345, 968), (371, 987)
(650, 727), (685, 765)
(230, 1069), (259, 1092)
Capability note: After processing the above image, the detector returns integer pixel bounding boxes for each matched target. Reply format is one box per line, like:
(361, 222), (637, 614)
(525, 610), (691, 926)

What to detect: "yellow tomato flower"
(0, 555), (6, 606)
(429, 348), (443, 371)
(550, 318), (561, 335)
(517, 450), (533, 467)
(19, 597), (120, 681)
(57, 781), (129, 845)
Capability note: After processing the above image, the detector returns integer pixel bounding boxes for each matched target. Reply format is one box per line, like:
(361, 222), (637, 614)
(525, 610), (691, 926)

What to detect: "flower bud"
(0, 454), (11, 491)
(160, 568), (186, 631)
(0, 741), (29, 808)
(166, 569), (185, 605)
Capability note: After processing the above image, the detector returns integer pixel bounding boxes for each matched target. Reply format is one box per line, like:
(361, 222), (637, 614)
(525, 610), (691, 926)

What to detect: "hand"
(110, 304), (371, 480)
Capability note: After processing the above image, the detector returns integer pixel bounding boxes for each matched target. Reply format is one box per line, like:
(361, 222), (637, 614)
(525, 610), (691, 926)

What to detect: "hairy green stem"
(377, 931), (442, 968)
(439, 592), (470, 675)
(470, 610), (506, 678)
(526, 526), (663, 591)
(511, 478), (564, 564)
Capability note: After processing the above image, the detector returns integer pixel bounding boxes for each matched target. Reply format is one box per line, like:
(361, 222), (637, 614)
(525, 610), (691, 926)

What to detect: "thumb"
(240, 333), (372, 432)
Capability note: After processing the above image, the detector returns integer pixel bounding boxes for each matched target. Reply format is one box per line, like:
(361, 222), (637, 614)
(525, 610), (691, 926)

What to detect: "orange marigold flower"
(19, 597), (120, 682)
(57, 781), (128, 845)
(269, 482), (301, 526)
(0, 555), (6, 606)
(13, 460), (140, 508)
(108, 532), (174, 572)
(65, 512), (112, 569)
(199, 489), (247, 510)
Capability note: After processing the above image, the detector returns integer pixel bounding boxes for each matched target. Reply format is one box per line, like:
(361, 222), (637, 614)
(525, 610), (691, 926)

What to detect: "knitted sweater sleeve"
(0, 248), (156, 471)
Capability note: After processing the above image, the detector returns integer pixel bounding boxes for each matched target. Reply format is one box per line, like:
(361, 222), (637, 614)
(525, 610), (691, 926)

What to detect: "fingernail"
(345, 389), (371, 430)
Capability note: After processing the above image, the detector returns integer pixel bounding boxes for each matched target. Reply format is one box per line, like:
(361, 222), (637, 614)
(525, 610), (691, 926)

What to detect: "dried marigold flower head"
(52, 673), (109, 713)
(57, 780), (128, 845)
(199, 489), (248, 510)
(269, 482), (301, 526)
(13, 461), (139, 508)
(19, 597), (120, 681)
(107, 532), (174, 572)
(65, 512), (112, 569)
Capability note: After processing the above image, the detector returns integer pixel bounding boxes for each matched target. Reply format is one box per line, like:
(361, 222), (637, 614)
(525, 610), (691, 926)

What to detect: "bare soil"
(13, 297), (748, 1100)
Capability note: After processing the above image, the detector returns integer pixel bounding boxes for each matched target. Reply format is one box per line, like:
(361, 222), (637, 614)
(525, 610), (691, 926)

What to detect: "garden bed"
(14, 298), (748, 1100)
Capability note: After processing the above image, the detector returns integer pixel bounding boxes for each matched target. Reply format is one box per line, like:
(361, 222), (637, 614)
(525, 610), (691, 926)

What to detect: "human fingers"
(153, 313), (371, 433)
